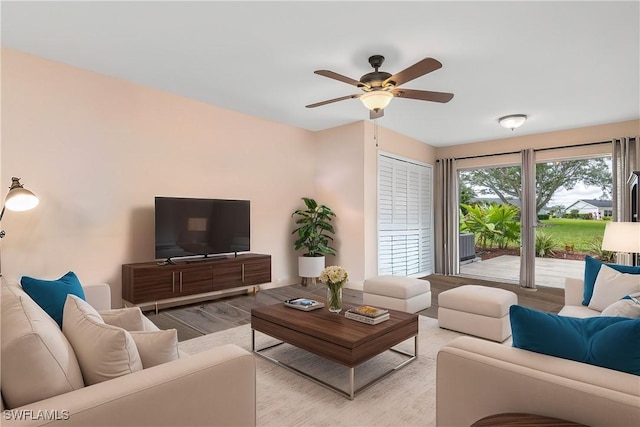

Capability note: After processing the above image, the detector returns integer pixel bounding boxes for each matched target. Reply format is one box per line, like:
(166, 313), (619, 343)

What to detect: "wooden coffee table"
(251, 301), (419, 399)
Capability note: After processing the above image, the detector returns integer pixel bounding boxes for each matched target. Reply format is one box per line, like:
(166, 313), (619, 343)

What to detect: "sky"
(548, 157), (612, 207)
(548, 182), (605, 207)
(466, 156), (612, 209)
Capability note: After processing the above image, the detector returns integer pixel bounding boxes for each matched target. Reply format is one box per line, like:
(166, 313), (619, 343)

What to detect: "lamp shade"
(4, 177), (39, 212)
(360, 90), (393, 111)
(601, 222), (640, 253)
(498, 114), (527, 130)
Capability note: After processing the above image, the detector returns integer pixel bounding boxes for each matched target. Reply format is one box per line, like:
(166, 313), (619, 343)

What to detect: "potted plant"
(292, 197), (336, 282)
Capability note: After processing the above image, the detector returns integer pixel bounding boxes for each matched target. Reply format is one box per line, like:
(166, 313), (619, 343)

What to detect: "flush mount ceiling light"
(499, 114), (527, 130)
(360, 90), (394, 111)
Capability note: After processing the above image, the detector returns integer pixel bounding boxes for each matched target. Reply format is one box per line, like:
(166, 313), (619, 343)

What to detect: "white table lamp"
(601, 222), (640, 265)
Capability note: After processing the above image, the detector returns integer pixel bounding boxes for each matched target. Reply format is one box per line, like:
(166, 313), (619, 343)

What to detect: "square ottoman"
(363, 276), (431, 314)
(438, 285), (517, 342)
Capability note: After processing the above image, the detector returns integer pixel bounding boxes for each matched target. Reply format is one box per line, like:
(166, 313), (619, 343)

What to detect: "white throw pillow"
(588, 264), (640, 312)
(601, 292), (640, 318)
(1, 285), (84, 408)
(99, 307), (145, 331)
(130, 329), (180, 368)
(62, 295), (142, 385)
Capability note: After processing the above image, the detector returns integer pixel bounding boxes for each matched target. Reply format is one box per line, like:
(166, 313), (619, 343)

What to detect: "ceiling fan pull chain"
(374, 120), (379, 148)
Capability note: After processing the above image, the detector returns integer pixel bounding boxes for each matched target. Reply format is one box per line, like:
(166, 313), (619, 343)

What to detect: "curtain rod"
(445, 140), (611, 161)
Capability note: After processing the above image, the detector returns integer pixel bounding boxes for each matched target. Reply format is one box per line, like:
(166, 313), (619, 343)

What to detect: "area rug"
(179, 316), (463, 427)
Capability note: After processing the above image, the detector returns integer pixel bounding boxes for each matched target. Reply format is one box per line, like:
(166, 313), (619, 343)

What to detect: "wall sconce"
(0, 177), (39, 238)
(498, 114), (527, 130)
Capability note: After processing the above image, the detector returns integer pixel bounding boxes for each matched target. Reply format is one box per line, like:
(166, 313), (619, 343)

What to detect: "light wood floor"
(146, 274), (565, 342)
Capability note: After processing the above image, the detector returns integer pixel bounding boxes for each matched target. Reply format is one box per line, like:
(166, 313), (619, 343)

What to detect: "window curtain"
(434, 158), (459, 275)
(612, 137), (640, 221)
(519, 149), (536, 289)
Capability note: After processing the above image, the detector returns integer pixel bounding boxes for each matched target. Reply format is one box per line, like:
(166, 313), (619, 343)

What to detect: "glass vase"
(327, 285), (343, 313)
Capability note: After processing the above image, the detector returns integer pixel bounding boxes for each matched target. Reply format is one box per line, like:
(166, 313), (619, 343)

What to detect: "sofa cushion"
(63, 295), (142, 385)
(510, 305), (640, 375)
(588, 264), (640, 312)
(21, 271), (86, 327)
(130, 329), (180, 368)
(583, 256), (640, 306)
(1, 285), (84, 409)
(99, 307), (146, 331)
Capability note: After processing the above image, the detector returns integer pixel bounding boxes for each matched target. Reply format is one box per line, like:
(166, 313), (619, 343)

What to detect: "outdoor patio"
(459, 255), (585, 289)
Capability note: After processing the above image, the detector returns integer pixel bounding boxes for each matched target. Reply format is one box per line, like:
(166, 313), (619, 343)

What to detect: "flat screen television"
(155, 197), (250, 261)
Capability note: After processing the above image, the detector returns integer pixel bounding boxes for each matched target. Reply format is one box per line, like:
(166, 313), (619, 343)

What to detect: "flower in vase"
(319, 265), (349, 289)
(320, 266), (348, 313)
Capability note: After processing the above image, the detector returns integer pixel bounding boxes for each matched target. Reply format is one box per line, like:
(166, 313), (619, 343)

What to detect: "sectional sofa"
(436, 278), (640, 426)
(1, 280), (256, 427)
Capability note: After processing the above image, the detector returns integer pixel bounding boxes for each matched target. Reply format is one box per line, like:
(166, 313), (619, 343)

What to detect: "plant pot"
(298, 255), (325, 278)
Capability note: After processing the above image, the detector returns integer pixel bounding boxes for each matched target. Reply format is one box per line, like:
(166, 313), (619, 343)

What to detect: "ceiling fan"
(306, 55), (454, 119)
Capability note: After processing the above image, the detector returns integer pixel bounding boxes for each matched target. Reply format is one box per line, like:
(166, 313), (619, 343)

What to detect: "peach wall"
(313, 121), (366, 285)
(376, 125), (437, 163)
(1, 48), (317, 306)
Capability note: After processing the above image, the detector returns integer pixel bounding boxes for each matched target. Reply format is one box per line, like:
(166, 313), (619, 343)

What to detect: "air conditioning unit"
(459, 233), (476, 261)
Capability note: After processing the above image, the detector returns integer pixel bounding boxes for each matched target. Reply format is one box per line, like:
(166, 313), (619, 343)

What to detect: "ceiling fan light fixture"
(499, 114), (527, 130)
(360, 90), (393, 111)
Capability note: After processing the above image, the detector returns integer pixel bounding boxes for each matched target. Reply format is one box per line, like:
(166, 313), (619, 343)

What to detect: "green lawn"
(537, 218), (607, 252)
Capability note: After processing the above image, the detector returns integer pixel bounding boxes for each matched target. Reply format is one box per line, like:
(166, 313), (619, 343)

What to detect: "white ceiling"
(2, 1), (639, 147)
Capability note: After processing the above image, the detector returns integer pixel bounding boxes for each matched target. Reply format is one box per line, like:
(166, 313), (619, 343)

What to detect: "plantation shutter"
(378, 153), (433, 276)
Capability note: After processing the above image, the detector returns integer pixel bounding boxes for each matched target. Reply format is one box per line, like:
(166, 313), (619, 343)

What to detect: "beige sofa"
(558, 277), (603, 318)
(1, 281), (256, 427)
(436, 278), (640, 427)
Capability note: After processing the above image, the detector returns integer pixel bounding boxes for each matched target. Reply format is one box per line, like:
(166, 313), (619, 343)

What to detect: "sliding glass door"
(458, 150), (612, 289)
(458, 164), (523, 285)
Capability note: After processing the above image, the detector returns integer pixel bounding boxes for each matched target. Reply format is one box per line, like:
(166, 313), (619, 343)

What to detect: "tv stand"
(184, 254), (228, 264)
(122, 253), (271, 311)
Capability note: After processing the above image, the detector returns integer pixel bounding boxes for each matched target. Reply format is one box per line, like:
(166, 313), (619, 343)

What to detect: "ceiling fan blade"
(314, 70), (366, 87)
(370, 109), (384, 120)
(392, 88), (454, 103)
(384, 58), (442, 87)
(305, 94), (360, 108)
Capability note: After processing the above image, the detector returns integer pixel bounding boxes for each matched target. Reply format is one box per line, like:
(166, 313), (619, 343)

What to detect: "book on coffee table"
(345, 308), (390, 325)
(350, 305), (389, 318)
(284, 298), (324, 311)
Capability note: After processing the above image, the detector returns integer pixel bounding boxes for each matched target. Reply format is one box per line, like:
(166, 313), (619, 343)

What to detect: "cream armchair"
(1, 282), (256, 427)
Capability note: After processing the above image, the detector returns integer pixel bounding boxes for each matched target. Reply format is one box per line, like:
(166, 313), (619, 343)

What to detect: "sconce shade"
(499, 114), (527, 130)
(601, 222), (640, 253)
(4, 177), (39, 212)
(360, 90), (393, 111)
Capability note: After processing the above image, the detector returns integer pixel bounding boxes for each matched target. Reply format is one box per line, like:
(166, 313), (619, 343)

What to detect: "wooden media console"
(122, 253), (271, 312)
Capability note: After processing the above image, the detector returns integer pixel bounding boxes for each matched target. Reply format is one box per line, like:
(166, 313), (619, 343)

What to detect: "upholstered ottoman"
(363, 276), (431, 313)
(438, 285), (517, 342)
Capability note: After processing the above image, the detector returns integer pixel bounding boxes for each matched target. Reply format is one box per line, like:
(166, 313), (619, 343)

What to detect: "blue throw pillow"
(510, 305), (640, 375)
(583, 255), (640, 306)
(21, 271), (86, 327)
